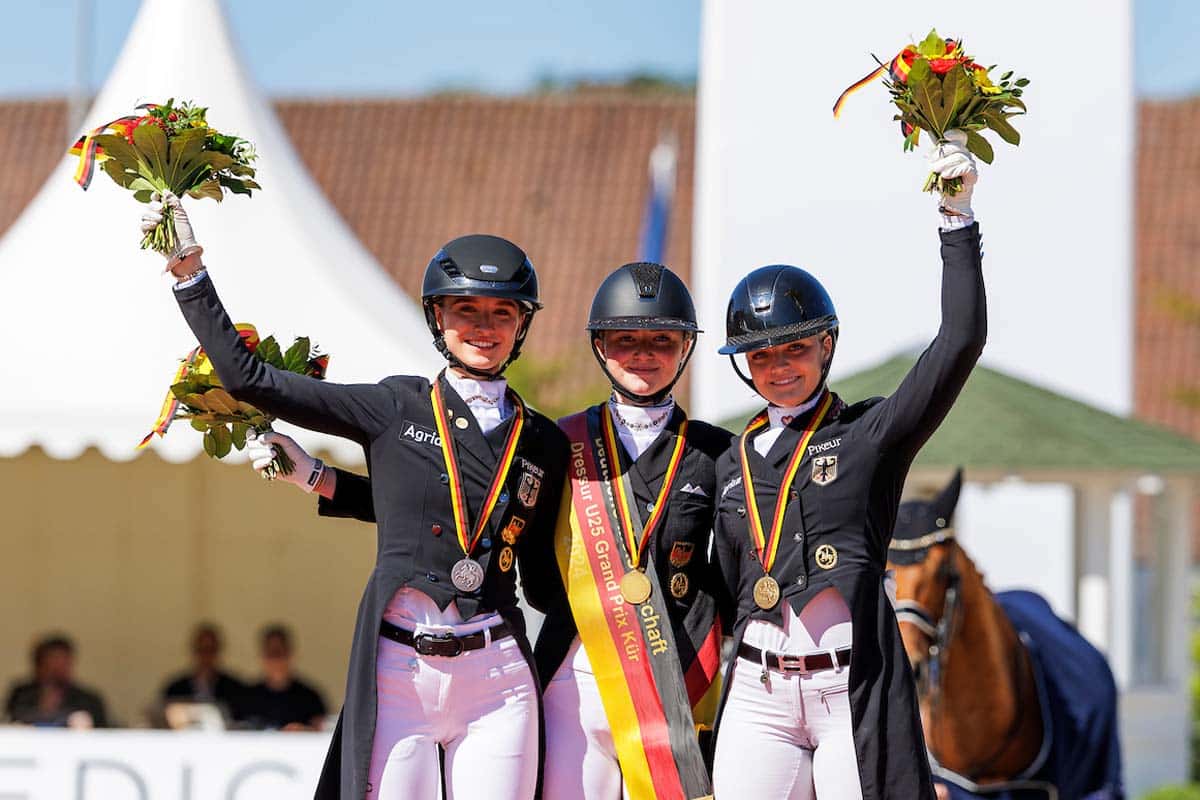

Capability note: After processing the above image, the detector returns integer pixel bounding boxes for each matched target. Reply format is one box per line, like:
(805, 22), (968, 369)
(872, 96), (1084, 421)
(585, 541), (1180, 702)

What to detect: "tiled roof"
(0, 95), (696, 414)
(1135, 98), (1200, 443)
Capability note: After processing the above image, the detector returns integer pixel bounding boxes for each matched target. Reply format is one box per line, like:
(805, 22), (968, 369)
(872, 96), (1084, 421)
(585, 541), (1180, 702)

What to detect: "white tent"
(0, 0), (440, 466)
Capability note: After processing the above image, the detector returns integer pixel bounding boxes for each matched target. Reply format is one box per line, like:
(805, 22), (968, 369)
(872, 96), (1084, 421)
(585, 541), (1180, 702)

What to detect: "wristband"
(303, 459), (326, 493)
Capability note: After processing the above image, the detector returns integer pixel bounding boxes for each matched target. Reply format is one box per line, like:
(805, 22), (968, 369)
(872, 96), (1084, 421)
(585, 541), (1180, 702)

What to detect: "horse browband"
(888, 527), (955, 552)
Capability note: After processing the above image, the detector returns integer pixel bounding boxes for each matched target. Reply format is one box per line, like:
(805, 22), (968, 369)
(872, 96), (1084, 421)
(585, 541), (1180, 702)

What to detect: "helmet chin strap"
(427, 303), (534, 380)
(592, 335), (696, 407)
(730, 328), (840, 405)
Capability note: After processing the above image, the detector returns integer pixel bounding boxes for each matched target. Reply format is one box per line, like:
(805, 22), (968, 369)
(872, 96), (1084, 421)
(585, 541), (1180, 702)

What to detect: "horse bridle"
(890, 529), (1034, 781)
(890, 528), (961, 720)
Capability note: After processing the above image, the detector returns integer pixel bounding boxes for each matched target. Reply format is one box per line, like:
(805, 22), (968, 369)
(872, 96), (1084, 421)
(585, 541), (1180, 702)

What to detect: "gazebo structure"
(725, 353), (1200, 789)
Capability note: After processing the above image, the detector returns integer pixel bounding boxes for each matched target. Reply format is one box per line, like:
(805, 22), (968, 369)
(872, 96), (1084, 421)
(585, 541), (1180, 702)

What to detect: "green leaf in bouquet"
(218, 175), (259, 197)
(964, 130), (995, 164)
(231, 422), (248, 451)
(983, 110), (1021, 146)
(236, 400), (260, 416)
(133, 189), (155, 203)
(255, 336), (284, 369)
(132, 123), (170, 183)
(165, 127), (208, 191)
(93, 134), (150, 175)
(187, 179), (224, 202)
(190, 417), (210, 432)
(170, 382), (193, 401)
(203, 388), (239, 415)
(184, 393), (211, 411)
(203, 429), (218, 458)
(283, 337), (312, 373)
(227, 163), (256, 178)
(211, 424), (233, 458)
(938, 66), (973, 130)
(917, 30), (945, 58)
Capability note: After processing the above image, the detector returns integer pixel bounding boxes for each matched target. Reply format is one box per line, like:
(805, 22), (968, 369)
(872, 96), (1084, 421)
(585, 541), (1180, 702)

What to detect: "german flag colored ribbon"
(557, 409), (714, 800)
(832, 46), (916, 118)
(138, 324), (261, 449)
(739, 391), (834, 573)
(68, 114), (143, 189)
(600, 407), (688, 571)
(430, 375), (525, 558)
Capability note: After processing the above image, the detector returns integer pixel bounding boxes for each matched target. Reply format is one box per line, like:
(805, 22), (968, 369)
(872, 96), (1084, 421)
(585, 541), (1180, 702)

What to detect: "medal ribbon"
(600, 408), (689, 570)
(739, 391), (834, 573)
(431, 377), (525, 556)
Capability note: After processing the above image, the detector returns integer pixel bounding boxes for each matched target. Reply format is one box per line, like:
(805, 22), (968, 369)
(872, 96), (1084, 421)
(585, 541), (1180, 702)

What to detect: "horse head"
(888, 469), (963, 694)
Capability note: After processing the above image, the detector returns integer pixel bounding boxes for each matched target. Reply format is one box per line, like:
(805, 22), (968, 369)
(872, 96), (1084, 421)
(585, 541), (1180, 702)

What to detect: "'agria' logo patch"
(400, 421), (441, 448)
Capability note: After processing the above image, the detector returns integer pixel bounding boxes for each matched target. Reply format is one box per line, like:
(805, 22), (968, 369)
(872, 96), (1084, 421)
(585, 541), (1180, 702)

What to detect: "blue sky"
(0, 0), (1194, 99)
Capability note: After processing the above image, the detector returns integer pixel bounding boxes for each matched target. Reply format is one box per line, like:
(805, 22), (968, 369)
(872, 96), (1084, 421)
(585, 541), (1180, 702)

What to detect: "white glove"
(139, 191), (202, 268)
(927, 129), (978, 229)
(247, 430), (324, 492)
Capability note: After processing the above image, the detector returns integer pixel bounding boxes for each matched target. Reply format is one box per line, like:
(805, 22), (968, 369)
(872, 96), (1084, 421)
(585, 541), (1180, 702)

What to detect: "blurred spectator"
(239, 624), (327, 731)
(160, 622), (246, 721)
(4, 634), (109, 728)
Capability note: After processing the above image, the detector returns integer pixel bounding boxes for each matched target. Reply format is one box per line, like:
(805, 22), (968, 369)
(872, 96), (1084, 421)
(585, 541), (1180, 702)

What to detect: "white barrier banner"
(0, 729), (331, 799)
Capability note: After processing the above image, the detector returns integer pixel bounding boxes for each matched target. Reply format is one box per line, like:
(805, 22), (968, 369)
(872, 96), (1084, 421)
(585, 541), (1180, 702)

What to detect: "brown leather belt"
(380, 618), (513, 658)
(737, 642), (852, 674)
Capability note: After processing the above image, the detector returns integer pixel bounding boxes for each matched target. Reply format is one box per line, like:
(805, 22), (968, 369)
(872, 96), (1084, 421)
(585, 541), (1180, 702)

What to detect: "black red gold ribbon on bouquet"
(832, 47), (915, 119)
(430, 377), (525, 591)
(600, 409), (689, 603)
(68, 111), (151, 189)
(739, 391), (834, 608)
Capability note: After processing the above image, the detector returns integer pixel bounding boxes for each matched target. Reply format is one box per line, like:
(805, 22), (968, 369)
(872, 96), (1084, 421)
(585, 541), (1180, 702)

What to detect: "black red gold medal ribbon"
(431, 377), (525, 558)
(739, 391), (834, 573)
(600, 407), (688, 571)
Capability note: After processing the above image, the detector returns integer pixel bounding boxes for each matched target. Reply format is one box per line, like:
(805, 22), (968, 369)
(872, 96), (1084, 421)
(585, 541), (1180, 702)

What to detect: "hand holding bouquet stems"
(68, 98), (260, 258)
(139, 325), (330, 479)
(833, 29), (1029, 195)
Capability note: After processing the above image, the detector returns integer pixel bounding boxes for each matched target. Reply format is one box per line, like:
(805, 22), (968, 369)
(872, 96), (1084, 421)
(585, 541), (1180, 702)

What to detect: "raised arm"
(146, 194), (396, 445)
(865, 132), (987, 459)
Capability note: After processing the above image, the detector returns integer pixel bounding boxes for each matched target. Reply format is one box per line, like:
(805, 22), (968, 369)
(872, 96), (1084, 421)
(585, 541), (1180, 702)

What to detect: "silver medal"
(450, 557), (485, 592)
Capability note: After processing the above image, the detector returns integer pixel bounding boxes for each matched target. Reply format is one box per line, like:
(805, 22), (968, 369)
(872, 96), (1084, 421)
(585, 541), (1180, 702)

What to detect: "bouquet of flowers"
(68, 98), (260, 255)
(138, 325), (329, 478)
(833, 30), (1029, 195)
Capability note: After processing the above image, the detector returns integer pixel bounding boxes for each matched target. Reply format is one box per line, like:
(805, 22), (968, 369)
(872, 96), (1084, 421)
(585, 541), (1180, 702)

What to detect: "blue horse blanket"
(935, 590), (1123, 800)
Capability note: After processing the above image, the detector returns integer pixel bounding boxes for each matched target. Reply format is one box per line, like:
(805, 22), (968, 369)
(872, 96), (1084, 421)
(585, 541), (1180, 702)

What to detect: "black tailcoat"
(711, 224), (987, 800)
(533, 405), (734, 688)
(175, 277), (568, 800)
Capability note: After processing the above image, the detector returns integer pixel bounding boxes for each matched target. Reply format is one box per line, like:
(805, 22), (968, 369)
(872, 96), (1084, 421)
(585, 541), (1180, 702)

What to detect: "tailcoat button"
(793, 533), (802, 542)
(481, 538), (492, 548)
(431, 524), (442, 536)
(500, 491), (510, 503)
(796, 575), (807, 588)
(439, 473), (449, 484)
(736, 507), (746, 517)
(426, 572), (439, 583)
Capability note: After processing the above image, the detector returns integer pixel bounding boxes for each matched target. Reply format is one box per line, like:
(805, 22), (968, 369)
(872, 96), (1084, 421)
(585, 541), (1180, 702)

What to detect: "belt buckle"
(414, 632), (463, 657)
(777, 654), (807, 674)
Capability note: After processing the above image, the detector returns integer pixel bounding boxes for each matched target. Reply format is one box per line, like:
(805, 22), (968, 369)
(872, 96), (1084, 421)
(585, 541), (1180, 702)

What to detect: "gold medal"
(753, 575), (780, 610)
(498, 546), (515, 572)
(620, 570), (653, 605)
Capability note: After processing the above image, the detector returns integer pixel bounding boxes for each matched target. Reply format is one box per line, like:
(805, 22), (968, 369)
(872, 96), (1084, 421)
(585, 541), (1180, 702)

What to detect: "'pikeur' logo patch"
(812, 455), (838, 486)
(400, 421), (441, 448)
(807, 437), (842, 457)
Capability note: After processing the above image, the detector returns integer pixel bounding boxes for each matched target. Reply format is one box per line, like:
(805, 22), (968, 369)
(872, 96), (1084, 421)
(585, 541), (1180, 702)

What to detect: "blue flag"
(637, 137), (677, 264)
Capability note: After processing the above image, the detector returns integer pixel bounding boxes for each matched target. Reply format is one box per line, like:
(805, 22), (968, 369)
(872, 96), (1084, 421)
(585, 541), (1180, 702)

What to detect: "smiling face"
(595, 329), (688, 401)
(745, 332), (833, 406)
(434, 296), (525, 375)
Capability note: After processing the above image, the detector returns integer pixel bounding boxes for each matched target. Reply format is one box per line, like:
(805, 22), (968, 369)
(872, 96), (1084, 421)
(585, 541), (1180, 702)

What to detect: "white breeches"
(712, 587), (863, 800)
(366, 592), (539, 800)
(541, 639), (629, 800)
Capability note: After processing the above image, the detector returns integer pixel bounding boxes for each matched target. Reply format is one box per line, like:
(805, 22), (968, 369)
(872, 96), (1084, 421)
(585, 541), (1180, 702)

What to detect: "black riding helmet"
(719, 264), (839, 398)
(421, 234), (541, 378)
(587, 262), (700, 405)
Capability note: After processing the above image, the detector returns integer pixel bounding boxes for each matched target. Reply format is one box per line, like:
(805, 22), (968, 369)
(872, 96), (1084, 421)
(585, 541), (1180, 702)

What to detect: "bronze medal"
(620, 569), (653, 605)
(669, 572), (689, 598)
(498, 546), (515, 573)
(753, 575), (781, 610)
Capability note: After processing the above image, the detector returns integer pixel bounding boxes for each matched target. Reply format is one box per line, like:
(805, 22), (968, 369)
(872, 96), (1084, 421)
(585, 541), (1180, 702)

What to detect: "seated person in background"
(4, 634), (109, 728)
(239, 624), (327, 731)
(161, 622), (246, 721)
